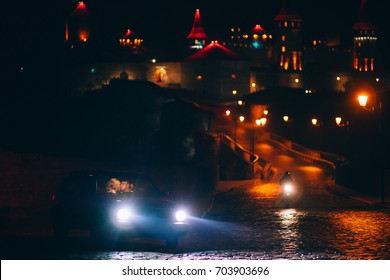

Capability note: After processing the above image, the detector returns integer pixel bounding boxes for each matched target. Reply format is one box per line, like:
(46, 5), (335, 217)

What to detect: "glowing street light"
(311, 118), (318, 126)
(335, 116), (342, 126)
(358, 95), (368, 107)
(283, 115), (289, 122)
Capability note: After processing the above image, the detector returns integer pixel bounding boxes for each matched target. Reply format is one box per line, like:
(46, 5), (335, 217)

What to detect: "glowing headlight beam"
(117, 208), (131, 221)
(175, 210), (187, 222)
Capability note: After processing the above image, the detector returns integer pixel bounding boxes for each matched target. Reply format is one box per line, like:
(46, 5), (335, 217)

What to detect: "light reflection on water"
(274, 209), (390, 259)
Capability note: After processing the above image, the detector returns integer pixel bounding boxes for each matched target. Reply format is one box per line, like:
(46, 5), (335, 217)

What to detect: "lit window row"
(354, 37), (378, 41)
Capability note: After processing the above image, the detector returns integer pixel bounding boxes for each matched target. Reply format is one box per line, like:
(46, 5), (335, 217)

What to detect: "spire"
(187, 9), (208, 39)
(353, 0), (375, 30)
(71, 1), (91, 17)
(274, 0), (302, 21)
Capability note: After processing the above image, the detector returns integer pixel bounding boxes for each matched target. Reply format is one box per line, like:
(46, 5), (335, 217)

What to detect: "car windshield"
(96, 175), (162, 197)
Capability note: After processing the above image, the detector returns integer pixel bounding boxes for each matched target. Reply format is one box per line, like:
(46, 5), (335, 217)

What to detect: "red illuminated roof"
(274, 0), (302, 21)
(187, 9), (208, 39)
(72, 1), (91, 16)
(252, 24), (265, 33)
(185, 41), (241, 61)
(123, 29), (136, 38)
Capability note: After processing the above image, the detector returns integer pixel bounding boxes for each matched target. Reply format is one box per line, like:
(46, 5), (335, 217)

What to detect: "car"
(51, 170), (190, 248)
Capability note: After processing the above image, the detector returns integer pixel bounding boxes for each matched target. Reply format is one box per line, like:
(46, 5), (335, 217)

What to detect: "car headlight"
(117, 207), (132, 221)
(175, 210), (187, 222)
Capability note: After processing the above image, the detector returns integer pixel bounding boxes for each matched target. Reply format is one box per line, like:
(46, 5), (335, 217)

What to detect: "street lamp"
(233, 115), (245, 144)
(357, 93), (385, 204)
(358, 94), (368, 108)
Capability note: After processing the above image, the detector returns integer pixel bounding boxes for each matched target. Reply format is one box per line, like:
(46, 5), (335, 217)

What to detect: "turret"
(273, 0), (303, 71)
(65, 1), (94, 48)
(352, 0), (377, 72)
(186, 9), (209, 50)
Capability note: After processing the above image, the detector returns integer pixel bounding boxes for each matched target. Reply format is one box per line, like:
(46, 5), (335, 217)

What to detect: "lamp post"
(250, 118), (266, 177)
(358, 94), (385, 204)
(234, 115), (245, 146)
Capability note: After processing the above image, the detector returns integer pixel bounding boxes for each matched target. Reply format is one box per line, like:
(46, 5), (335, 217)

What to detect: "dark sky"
(2, 0), (389, 60)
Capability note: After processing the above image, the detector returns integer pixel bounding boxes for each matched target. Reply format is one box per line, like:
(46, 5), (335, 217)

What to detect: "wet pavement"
(2, 138), (390, 260)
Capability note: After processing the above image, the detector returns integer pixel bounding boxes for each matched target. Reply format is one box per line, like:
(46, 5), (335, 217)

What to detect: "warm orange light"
(335, 117), (342, 126)
(237, 100), (243, 105)
(255, 119), (261, 126)
(259, 117), (267, 126)
(239, 115), (245, 122)
(358, 95), (368, 107)
(283, 116), (289, 122)
(311, 118), (318, 126)
(251, 82), (256, 88)
(263, 110), (268, 115)
(225, 110), (231, 116)
(232, 90), (237, 95)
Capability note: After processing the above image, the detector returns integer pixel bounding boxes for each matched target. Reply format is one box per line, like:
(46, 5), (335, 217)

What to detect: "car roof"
(66, 169), (153, 181)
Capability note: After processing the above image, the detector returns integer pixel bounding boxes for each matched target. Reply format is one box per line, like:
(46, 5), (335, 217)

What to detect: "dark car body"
(51, 170), (190, 247)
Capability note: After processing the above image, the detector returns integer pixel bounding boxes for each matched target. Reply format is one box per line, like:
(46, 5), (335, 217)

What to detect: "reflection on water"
(276, 209), (301, 252)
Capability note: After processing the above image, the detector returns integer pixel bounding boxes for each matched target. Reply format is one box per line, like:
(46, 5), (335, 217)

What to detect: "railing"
(219, 133), (272, 179)
(268, 133), (347, 171)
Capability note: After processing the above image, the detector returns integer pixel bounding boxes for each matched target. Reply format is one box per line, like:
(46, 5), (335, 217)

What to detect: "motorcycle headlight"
(175, 210), (187, 222)
(117, 207), (132, 221)
(283, 183), (293, 193)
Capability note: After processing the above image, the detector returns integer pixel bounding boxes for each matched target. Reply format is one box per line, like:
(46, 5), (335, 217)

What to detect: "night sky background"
(1, 0), (390, 92)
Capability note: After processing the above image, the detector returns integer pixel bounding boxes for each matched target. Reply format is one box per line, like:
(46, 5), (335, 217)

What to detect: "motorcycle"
(279, 172), (295, 208)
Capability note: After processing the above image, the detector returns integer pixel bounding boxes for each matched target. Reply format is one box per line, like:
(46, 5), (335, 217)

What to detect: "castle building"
(62, 1), (389, 103)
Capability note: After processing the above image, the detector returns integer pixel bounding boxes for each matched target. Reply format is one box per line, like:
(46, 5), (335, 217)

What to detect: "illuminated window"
(155, 67), (166, 83)
(281, 46), (286, 52)
(282, 36), (286, 41)
(284, 22), (288, 27)
(196, 75), (202, 80)
(231, 74), (236, 79)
